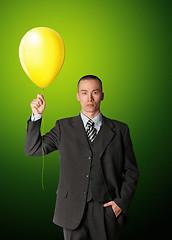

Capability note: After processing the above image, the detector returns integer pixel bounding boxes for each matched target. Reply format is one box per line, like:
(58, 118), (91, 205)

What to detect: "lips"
(87, 104), (94, 107)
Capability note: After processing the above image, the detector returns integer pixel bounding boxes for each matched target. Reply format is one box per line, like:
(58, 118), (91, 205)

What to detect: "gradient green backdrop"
(0, 0), (171, 239)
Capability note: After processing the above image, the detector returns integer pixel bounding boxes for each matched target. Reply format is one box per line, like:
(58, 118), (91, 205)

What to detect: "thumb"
(103, 201), (112, 207)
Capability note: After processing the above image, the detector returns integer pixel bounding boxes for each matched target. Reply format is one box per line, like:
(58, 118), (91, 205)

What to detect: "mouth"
(87, 104), (94, 107)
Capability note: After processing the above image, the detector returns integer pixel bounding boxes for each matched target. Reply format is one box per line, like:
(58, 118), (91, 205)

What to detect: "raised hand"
(31, 94), (46, 115)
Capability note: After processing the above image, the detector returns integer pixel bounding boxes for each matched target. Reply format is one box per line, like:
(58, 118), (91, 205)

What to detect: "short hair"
(77, 75), (102, 91)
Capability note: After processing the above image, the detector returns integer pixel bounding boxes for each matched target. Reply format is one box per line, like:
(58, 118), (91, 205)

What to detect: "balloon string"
(41, 88), (45, 190)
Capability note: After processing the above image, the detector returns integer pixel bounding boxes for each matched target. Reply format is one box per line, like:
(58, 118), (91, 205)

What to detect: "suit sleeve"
(24, 117), (60, 157)
(114, 126), (139, 213)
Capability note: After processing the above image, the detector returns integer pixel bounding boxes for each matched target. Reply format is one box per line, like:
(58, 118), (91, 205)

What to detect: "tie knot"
(87, 119), (94, 127)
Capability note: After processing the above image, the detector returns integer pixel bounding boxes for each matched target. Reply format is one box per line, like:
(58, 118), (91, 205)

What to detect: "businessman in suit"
(24, 75), (139, 240)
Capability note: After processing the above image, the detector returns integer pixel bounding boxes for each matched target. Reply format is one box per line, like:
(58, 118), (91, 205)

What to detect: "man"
(24, 75), (139, 240)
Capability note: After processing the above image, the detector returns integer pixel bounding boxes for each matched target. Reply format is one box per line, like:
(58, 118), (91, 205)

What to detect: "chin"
(85, 108), (97, 113)
(86, 107), (95, 111)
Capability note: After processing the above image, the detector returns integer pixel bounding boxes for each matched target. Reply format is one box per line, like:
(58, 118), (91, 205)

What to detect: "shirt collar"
(80, 111), (103, 128)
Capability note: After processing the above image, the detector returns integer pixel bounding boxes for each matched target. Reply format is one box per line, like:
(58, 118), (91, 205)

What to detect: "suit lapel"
(95, 115), (116, 158)
(72, 114), (91, 150)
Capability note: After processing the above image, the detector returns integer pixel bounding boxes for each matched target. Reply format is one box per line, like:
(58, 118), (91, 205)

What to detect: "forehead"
(78, 79), (101, 90)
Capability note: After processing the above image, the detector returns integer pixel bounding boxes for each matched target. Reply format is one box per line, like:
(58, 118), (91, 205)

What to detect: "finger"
(33, 106), (38, 110)
(31, 103), (39, 108)
(115, 211), (121, 218)
(31, 101), (39, 106)
(115, 212), (119, 218)
(31, 99), (39, 104)
(38, 98), (43, 105)
(35, 98), (43, 106)
(32, 99), (42, 106)
(33, 98), (43, 106)
(103, 201), (112, 207)
(112, 208), (118, 217)
(38, 96), (45, 106)
(37, 94), (44, 102)
(114, 208), (122, 217)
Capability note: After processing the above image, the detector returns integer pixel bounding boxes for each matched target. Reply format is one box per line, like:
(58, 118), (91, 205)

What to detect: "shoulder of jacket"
(55, 116), (78, 124)
(104, 116), (129, 130)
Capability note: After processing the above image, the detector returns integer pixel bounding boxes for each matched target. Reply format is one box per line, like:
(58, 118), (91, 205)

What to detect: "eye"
(93, 91), (98, 94)
(82, 92), (87, 95)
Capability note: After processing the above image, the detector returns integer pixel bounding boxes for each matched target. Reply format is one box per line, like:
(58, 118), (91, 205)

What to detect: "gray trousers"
(63, 199), (118, 240)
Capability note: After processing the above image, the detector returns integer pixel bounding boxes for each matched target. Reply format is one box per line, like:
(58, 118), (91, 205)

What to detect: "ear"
(101, 92), (104, 101)
(76, 92), (80, 101)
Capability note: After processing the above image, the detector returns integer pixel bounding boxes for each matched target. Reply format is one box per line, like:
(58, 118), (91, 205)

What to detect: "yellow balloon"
(19, 27), (65, 88)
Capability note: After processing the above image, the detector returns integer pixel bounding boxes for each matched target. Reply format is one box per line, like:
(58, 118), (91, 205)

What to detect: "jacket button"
(86, 174), (89, 178)
(88, 156), (91, 160)
(84, 192), (87, 195)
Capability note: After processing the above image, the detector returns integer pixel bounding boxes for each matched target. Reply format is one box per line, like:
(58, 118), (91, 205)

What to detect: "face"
(77, 79), (104, 115)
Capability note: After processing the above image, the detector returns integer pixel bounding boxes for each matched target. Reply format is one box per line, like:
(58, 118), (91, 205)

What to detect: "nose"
(88, 93), (93, 101)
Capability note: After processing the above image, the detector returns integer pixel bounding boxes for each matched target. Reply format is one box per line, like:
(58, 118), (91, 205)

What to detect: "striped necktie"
(86, 119), (97, 142)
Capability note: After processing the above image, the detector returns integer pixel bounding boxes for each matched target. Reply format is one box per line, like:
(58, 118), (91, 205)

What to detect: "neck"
(81, 109), (100, 119)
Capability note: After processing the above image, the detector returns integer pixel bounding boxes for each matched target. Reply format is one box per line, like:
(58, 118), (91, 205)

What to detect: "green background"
(0, 0), (171, 239)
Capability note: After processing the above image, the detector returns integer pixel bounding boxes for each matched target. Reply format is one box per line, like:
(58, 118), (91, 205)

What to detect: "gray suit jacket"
(24, 114), (139, 229)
